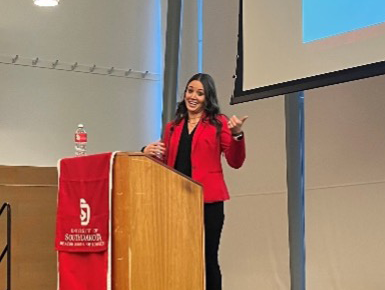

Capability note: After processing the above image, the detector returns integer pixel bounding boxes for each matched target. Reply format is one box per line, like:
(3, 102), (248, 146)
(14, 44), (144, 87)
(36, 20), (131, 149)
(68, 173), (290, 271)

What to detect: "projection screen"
(232, 0), (385, 104)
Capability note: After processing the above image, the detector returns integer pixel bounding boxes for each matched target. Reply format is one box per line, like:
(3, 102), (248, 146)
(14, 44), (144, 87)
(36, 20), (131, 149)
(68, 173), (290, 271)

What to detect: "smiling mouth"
(187, 100), (198, 107)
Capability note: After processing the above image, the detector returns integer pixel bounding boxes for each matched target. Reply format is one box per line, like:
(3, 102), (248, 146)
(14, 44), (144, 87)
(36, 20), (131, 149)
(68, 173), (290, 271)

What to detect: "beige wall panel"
(178, 0), (198, 98)
(222, 97), (287, 197)
(0, 185), (57, 290)
(306, 183), (385, 290)
(305, 75), (385, 289)
(0, 166), (57, 290)
(305, 75), (385, 188)
(202, 0), (287, 196)
(202, 1), (290, 289)
(221, 193), (290, 290)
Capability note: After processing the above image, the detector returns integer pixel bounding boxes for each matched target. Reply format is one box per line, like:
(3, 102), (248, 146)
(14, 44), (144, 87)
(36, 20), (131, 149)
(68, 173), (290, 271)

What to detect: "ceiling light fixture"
(34, 0), (59, 7)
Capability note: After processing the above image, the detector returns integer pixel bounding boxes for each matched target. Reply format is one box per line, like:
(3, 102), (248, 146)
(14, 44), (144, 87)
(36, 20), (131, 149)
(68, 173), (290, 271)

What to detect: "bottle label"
(75, 133), (87, 142)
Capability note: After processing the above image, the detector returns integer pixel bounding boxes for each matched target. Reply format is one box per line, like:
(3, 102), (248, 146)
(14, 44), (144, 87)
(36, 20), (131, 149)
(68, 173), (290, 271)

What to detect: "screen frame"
(231, 0), (385, 104)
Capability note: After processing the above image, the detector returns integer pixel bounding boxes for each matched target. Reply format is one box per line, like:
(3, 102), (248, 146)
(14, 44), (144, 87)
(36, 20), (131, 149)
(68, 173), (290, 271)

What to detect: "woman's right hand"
(143, 141), (166, 159)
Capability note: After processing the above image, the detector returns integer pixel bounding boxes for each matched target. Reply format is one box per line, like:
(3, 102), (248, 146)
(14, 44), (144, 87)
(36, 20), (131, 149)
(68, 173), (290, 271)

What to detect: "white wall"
(0, 0), (164, 166)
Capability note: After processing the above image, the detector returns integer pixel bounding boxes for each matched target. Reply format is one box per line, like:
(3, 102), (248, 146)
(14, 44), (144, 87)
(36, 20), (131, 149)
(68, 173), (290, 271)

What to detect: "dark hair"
(174, 73), (222, 134)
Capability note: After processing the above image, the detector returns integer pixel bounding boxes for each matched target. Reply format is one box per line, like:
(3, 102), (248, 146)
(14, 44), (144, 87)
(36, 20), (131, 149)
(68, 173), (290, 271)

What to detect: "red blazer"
(163, 114), (246, 203)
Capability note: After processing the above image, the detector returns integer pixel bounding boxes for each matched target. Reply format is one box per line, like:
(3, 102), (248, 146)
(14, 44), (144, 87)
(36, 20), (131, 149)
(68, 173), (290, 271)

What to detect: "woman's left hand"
(227, 115), (248, 135)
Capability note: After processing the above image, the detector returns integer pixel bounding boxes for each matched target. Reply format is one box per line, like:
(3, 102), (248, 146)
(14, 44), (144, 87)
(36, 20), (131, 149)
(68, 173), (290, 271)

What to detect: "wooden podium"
(112, 152), (204, 290)
(0, 153), (204, 290)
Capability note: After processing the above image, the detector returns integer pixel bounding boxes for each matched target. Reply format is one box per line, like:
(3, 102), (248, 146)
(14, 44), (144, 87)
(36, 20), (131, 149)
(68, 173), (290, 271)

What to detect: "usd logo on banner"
(80, 198), (91, 226)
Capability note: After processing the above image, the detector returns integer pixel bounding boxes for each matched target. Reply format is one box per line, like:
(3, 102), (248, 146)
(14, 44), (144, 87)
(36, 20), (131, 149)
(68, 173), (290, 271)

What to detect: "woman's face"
(184, 80), (206, 114)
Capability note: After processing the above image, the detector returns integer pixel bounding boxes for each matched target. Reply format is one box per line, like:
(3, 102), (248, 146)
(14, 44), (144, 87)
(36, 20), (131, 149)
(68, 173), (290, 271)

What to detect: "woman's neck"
(187, 112), (203, 120)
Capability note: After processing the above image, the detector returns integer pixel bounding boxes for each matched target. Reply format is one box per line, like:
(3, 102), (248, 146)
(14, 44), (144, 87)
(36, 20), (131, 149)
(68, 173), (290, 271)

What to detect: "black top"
(174, 119), (197, 178)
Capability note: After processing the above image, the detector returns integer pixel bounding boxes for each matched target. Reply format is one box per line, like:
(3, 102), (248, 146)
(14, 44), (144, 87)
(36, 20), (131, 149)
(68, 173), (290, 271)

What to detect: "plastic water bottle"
(74, 124), (87, 156)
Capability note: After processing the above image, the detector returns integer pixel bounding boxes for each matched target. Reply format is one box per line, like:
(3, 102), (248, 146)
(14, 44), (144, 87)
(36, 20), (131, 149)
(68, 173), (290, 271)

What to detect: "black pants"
(204, 202), (224, 290)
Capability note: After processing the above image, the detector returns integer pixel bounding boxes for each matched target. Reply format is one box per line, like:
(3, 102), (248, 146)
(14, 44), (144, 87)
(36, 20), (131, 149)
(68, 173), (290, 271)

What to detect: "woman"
(143, 73), (247, 290)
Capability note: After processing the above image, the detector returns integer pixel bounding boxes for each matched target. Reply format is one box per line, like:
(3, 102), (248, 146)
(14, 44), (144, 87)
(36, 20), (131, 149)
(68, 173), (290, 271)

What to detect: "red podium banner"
(55, 152), (114, 290)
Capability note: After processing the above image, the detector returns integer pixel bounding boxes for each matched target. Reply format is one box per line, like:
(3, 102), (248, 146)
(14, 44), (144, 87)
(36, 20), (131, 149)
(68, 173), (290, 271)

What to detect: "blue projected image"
(303, 0), (385, 43)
